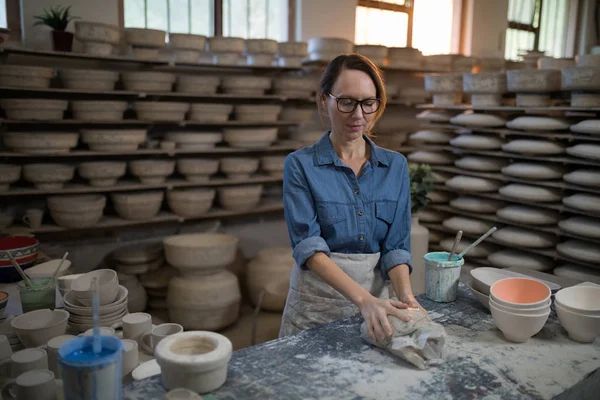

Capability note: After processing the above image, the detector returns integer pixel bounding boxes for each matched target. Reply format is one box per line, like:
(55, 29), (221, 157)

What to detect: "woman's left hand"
(399, 293), (431, 320)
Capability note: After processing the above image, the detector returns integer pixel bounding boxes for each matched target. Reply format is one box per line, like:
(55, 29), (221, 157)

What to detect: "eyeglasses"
(328, 93), (381, 114)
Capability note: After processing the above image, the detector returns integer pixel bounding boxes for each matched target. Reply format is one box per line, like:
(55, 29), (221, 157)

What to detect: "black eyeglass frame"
(327, 93), (382, 114)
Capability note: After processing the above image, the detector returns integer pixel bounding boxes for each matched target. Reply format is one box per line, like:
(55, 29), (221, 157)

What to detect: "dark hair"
(317, 53), (387, 134)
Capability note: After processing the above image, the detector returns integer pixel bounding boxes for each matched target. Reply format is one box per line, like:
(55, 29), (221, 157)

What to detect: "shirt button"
(354, 190), (359, 195)
(359, 236), (364, 241)
(358, 211), (363, 216)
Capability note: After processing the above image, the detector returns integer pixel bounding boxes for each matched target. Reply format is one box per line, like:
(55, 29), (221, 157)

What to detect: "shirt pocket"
(316, 202), (350, 226)
(374, 200), (398, 239)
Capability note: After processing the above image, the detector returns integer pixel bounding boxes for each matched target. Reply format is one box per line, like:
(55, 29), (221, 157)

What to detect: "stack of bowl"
(555, 283), (600, 343)
(112, 242), (164, 275)
(10, 309), (69, 348)
(63, 269), (127, 333)
(0, 316), (24, 351)
(489, 277), (551, 343)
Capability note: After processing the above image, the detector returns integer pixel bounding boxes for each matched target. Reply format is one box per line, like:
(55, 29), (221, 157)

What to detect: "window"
(355, 0), (455, 55)
(124, 0), (287, 40)
(0, 0), (7, 28)
(505, 0), (569, 60)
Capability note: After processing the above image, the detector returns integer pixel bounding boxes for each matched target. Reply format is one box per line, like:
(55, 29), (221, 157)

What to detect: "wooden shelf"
(0, 86), (314, 102)
(0, 144), (299, 158)
(3, 200), (284, 234)
(416, 104), (600, 112)
(0, 119), (300, 127)
(422, 222), (557, 259)
(0, 175), (283, 197)
(435, 184), (600, 219)
(438, 148), (600, 168)
(430, 165), (600, 196)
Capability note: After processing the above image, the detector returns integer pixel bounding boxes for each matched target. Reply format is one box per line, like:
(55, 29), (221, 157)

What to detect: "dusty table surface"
(123, 284), (600, 400)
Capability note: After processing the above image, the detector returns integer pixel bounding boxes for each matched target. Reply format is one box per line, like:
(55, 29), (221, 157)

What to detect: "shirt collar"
(315, 132), (389, 167)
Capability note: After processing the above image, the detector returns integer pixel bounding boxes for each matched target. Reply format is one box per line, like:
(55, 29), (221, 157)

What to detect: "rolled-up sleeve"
(379, 157), (413, 280)
(283, 154), (331, 268)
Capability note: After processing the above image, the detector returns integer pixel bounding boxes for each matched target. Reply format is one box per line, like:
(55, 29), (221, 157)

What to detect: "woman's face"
(322, 68), (378, 141)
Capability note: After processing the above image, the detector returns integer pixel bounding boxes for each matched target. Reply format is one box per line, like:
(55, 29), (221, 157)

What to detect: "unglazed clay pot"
(218, 184), (263, 211)
(247, 247), (293, 312)
(78, 161), (126, 187)
(0, 164), (21, 191)
(176, 158), (220, 182)
(61, 69), (119, 91)
(75, 21), (120, 44)
(163, 233), (238, 273)
(111, 191), (164, 220)
(155, 331), (232, 394)
(0, 99), (68, 120)
(23, 163), (74, 190)
(167, 271), (241, 330)
(166, 188), (216, 217)
(3, 131), (79, 154)
(129, 160), (175, 184)
(47, 194), (106, 228)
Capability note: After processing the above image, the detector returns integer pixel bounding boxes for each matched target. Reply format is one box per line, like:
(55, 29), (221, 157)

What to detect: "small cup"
(82, 327), (116, 337)
(22, 209), (44, 229)
(121, 339), (139, 377)
(0, 369), (57, 400)
(44, 335), (76, 378)
(17, 277), (57, 313)
(111, 312), (152, 344)
(0, 348), (48, 378)
(140, 323), (183, 355)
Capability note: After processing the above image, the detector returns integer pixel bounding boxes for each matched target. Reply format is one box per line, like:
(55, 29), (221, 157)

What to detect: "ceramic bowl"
(56, 273), (85, 291)
(63, 285), (128, 315)
(489, 301), (550, 343)
(25, 259), (72, 279)
(465, 280), (489, 310)
(555, 302), (600, 343)
(490, 278), (551, 309)
(163, 233), (238, 272)
(71, 269), (119, 306)
(555, 286), (600, 316)
(0, 236), (40, 282)
(489, 297), (551, 316)
(470, 267), (560, 296)
(11, 309), (69, 347)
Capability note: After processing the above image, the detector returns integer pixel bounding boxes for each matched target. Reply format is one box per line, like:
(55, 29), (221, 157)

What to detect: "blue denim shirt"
(283, 132), (412, 281)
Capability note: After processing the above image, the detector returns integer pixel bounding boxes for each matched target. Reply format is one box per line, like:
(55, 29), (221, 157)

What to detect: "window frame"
(507, 0), (543, 52)
(357, 0), (415, 47)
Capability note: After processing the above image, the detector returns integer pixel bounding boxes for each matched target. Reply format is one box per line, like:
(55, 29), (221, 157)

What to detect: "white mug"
(121, 339), (139, 377)
(0, 348), (48, 378)
(111, 313), (152, 344)
(43, 335), (76, 378)
(1, 369), (56, 400)
(0, 335), (12, 361)
(22, 209), (44, 229)
(140, 323), (183, 355)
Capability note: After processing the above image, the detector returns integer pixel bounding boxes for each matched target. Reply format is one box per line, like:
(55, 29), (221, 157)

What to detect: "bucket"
(425, 252), (464, 303)
(58, 335), (123, 400)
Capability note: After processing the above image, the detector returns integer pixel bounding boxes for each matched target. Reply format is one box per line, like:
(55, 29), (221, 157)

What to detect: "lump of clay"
(360, 307), (447, 370)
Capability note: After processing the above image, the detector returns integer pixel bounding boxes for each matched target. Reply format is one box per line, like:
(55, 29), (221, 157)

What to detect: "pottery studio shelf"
(3, 200), (285, 235)
(430, 165), (600, 196)
(0, 119), (302, 128)
(0, 175), (284, 197)
(416, 104), (600, 113)
(429, 204), (600, 246)
(0, 86), (314, 103)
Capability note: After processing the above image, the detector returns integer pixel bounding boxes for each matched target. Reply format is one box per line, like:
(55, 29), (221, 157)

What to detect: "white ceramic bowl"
(11, 309), (69, 347)
(555, 286), (600, 316)
(489, 277), (552, 309)
(163, 233), (238, 272)
(71, 269), (119, 306)
(555, 303), (600, 343)
(489, 301), (550, 343)
(63, 285), (128, 316)
(489, 297), (551, 316)
(466, 280), (489, 310)
(56, 273), (85, 291)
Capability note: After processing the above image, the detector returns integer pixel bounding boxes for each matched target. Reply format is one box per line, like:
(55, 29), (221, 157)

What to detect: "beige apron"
(279, 252), (389, 338)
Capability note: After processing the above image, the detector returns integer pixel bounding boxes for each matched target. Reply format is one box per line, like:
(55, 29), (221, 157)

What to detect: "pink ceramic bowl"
(490, 301), (550, 343)
(555, 303), (600, 343)
(490, 277), (551, 309)
(555, 286), (600, 316)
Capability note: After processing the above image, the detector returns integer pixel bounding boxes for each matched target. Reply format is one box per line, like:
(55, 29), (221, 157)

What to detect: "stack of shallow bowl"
(60, 69), (119, 90)
(78, 161), (127, 187)
(0, 316), (24, 351)
(221, 76), (271, 96)
(166, 131), (223, 149)
(140, 265), (179, 314)
(176, 158), (220, 182)
(220, 157), (259, 180)
(0, 99), (68, 120)
(134, 101), (189, 122)
(273, 76), (316, 98)
(0, 65), (54, 88)
(188, 104), (233, 123)
(424, 73), (463, 106)
(167, 188), (216, 217)
(176, 75), (220, 94)
(223, 128), (278, 148)
(506, 69), (560, 107)
(277, 42), (308, 67)
(74, 21), (120, 56)
(164, 233), (241, 330)
(354, 45), (387, 66)
(245, 39), (278, 66)
(234, 105), (281, 122)
(23, 163), (74, 190)
(387, 47), (423, 70)
(561, 66), (600, 107)
(47, 194), (106, 228)
(117, 273), (147, 313)
(71, 100), (127, 121)
(3, 132), (79, 154)
(463, 72), (507, 107)
(112, 242), (164, 276)
(169, 33), (207, 64)
(125, 28), (166, 60)
(218, 184), (263, 211)
(554, 284), (600, 343)
(122, 72), (175, 92)
(80, 129), (147, 152)
(488, 277), (551, 343)
(111, 191), (164, 220)
(63, 270), (128, 333)
(129, 160), (175, 184)
(307, 37), (353, 62)
(208, 37), (245, 65)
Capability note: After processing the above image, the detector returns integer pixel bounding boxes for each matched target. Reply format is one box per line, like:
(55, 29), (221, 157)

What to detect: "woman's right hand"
(359, 295), (411, 342)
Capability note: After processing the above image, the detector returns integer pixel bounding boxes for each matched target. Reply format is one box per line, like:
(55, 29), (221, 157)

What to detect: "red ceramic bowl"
(0, 236), (40, 283)
(490, 277), (551, 308)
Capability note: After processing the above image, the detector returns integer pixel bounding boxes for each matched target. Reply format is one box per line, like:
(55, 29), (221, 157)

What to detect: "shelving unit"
(408, 96), (600, 283)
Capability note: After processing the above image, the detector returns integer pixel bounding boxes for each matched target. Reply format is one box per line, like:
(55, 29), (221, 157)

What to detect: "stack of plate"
(112, 242), (164, 275)
(63, 286), (129, 333)
(0, 316), (24, 351)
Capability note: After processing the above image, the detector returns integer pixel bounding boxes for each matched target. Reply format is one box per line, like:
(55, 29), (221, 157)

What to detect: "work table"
(123, 284), (600, 399)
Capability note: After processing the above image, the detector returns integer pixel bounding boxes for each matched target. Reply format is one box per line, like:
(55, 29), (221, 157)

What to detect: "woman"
(279, 53), (425, 342)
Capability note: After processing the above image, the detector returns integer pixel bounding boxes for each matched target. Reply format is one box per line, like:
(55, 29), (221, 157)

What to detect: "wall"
(460, 0), (509, 58)
(19, 0), (119, 50)
(295, 0), (356, 42)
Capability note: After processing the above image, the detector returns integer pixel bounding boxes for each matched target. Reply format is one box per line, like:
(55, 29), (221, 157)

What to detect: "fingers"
(367, 319), (376, 342)
(390, 300), (409, 309)
(379, 311), (393, 339)
(389, 306), (412, 322)
(371, 314), (386, 342)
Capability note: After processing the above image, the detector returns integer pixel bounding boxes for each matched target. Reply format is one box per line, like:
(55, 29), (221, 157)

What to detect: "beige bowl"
(218, 184), (263, 211)
(63, 285), (128, 315)
(71, 269), (119, 306)
(163, 233), (239, 272)
(167, 188), (216, 217)
(23, 163), (74, 190)
(555, 286), (600, 316)
(555, 303), (600, 343)
(111, 191), (164, 220)
(11, 309), (69, 348)
(490, 302), (550, 343)
(129, 160), (175, 184)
